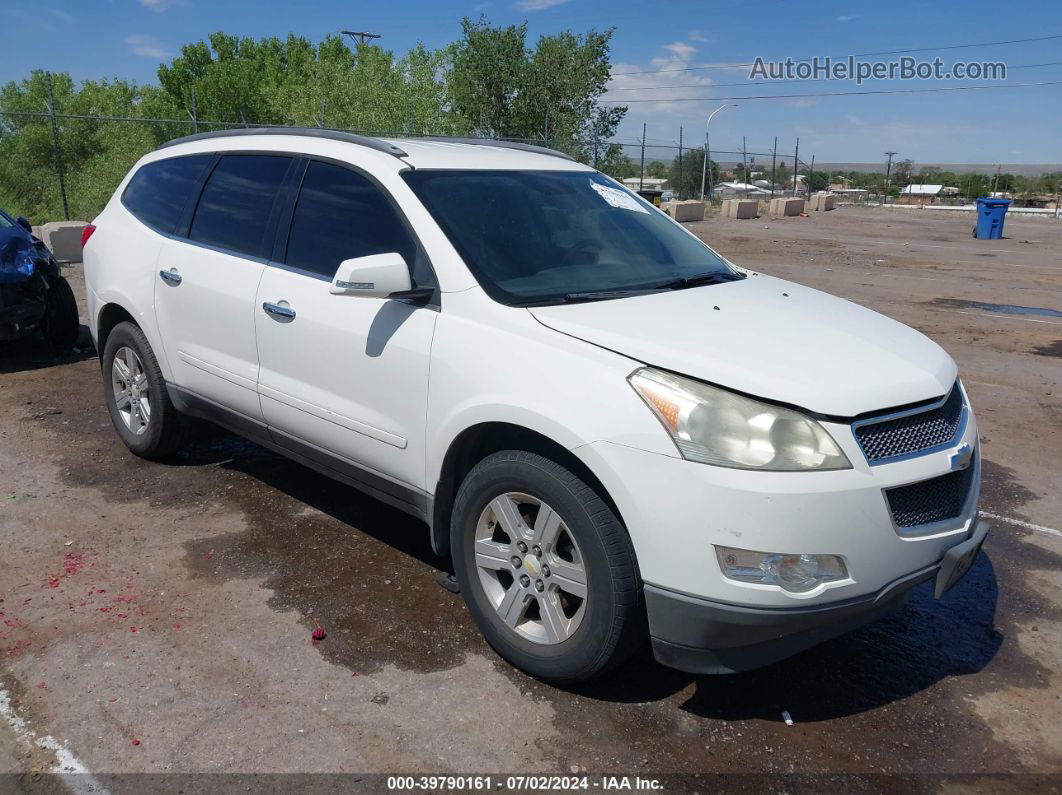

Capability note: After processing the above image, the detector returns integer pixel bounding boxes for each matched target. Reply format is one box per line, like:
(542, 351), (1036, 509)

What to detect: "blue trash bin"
(974, 198), (1011, 240)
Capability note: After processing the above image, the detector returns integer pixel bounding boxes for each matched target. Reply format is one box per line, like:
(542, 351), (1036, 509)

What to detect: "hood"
(529, 274), (956, 417)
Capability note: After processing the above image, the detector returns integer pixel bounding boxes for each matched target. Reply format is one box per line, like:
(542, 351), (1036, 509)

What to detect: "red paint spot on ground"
(131, 739), (140, 746)
(46, 577), (60, 589)
(129, 626), (138, 633)
(62, 552), (88, 575)
(35, 682), (46, 689)
(172, 624), (182, 630)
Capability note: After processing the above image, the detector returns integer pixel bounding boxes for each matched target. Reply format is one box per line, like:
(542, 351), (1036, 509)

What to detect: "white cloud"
(514, 0), (570, 10)
(137, 0), (178, 11)
(125, 34), (171, 58)
(47, 8), (76, 24)
(662, 41), (696, 61)
(837, 14), (858, 22)
(687, 30), (714, 43)
(605, 40), (716, 115)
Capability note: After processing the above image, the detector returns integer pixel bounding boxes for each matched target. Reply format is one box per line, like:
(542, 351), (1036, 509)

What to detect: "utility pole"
(883, 151), (897, 205)
(639, 123), (646, 192)
(741, 135), (748, 196)
(342, 30), (381, 46)
(770, 136), (777, 199)
(677, 126), (683, 200)
(792, 138), (799, 196)
(189, 86), (199, 133)
(45, 72), (70, 221)
(991, 163), (1001, 197)
(809, 154), (815, 194)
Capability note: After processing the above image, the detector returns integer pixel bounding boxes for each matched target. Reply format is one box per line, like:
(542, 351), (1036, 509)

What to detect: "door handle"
(262, 301), (296, 319)
(159, 269), (182, 285)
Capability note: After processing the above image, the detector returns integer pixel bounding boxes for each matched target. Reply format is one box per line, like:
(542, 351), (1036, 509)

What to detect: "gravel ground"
(0, 205), (1059, 790)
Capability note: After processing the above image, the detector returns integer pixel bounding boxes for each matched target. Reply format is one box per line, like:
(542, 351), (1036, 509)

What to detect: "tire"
(42, 276), (79, 352)
(101, 321), (186, 459)
(451, 450), (644, 684)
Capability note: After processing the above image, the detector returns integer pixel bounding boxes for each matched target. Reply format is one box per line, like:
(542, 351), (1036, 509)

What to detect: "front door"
(254, 159), (437, 491)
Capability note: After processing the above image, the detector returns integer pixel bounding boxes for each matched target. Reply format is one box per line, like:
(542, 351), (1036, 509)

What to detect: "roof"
(902, 184), (944, 195)
(718, 182), (769, 193)
(159, 127), (589, 171)
(621, 177), (668, 186)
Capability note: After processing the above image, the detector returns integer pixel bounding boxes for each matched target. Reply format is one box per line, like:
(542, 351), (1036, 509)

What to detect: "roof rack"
(413, 136), (575, 162)
(159, 127), (577, 163)
(160, 127), (408, 158)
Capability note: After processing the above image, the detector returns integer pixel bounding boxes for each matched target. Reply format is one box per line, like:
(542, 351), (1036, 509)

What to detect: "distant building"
(899, 184), (944, 205)
(622, 176), (670, 192)
(833, 188), (870, 201)
(716, 182), (771, 199)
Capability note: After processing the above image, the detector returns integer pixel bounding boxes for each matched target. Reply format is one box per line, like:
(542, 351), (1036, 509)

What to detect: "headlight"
(628, 367), (850, 471)
(716, 546), (848, 592)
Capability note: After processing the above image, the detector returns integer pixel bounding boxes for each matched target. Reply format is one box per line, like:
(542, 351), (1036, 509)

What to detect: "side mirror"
(330, 253), (432, 302)
(15, 216), (32, 233)
(330, 253), (411, 298)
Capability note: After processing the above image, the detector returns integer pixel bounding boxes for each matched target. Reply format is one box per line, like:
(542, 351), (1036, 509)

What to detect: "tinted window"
(122, 155), (212, 234)
(189, 154), (292, 258)
(285, 161), (416, 279)
(403, 170), (736, 306)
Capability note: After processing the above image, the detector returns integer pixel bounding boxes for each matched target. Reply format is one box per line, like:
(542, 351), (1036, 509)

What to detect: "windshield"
(402, 169), (737, 306)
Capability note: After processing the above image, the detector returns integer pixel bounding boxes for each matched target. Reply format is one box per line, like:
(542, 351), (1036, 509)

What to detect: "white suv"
(83, 128), (987, 683)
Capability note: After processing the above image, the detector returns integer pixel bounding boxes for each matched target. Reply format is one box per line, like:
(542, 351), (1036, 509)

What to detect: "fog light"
(716, 547), (847, 593)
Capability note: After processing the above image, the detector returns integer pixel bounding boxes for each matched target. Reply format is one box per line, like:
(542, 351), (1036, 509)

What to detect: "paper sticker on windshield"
(590, 181), (650, 214)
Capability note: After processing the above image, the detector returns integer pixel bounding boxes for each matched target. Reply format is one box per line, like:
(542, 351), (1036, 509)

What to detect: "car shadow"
(169, 430), (441, 569)
(0, 324), (96, 374)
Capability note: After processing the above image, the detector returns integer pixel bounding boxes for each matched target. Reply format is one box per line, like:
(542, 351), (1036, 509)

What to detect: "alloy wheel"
(111, 346), (151, 436)
(473, 492), (588, 644)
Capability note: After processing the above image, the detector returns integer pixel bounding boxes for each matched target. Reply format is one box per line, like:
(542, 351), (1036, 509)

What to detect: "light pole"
(700, 104), (736, 201)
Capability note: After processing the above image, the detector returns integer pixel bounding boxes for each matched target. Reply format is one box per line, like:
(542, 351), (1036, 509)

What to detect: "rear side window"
(285, 161), (417, 279)
(121, 155), (213, 234)
(189, 154), (293, 258)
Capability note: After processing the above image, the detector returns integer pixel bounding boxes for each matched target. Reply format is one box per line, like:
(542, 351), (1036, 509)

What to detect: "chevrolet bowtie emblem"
(950, 443), (974, 471)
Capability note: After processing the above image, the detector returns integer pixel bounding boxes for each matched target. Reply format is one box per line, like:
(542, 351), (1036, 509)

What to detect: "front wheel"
(451, 450), (644, 684)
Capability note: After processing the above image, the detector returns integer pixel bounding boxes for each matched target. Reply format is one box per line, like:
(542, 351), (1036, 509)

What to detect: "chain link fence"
(1, 106), (823, 222)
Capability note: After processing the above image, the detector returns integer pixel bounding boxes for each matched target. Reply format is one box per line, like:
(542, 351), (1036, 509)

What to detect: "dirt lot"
(1, 206), (1060, 790)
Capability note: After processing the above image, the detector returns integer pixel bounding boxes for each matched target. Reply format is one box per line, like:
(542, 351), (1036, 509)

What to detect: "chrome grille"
(854, 385), (964, 463)
(885, 456), (976, 528)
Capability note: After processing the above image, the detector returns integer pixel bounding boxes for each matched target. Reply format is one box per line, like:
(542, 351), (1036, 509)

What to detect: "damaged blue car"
(0, 209), (79, 350)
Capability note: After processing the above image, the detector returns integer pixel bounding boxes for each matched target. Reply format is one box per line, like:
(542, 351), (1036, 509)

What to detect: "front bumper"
(647, 519), (990, 674)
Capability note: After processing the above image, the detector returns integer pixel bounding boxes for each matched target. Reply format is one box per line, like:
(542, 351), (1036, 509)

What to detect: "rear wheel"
(102, 321), (185, 459)
(451, 450), (644, 684)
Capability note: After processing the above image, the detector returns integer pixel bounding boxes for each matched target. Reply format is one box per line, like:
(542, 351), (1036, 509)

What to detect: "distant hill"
(803, 162), (1062, 177)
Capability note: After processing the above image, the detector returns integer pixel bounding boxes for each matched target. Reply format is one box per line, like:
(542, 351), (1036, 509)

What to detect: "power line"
(604, 59), (1062, 92)
(598, 79), (1062, 104)
(609, 33), (1062, 77)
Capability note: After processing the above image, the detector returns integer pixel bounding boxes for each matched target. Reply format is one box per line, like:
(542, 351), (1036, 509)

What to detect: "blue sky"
(4, 0), (1062, 165)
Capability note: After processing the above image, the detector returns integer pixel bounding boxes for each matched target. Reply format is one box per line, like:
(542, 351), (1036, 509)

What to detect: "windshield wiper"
(654, 271), (746, 290)
(562, 290), (638, 303)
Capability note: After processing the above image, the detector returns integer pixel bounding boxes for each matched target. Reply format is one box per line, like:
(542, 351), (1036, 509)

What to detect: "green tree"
(668, 147), (718, 199)
(447, 17), (625, 156)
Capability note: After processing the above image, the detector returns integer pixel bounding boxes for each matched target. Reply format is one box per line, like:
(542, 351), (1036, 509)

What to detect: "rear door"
(154, 153), (296, 421)
(254, 158), (438, 491)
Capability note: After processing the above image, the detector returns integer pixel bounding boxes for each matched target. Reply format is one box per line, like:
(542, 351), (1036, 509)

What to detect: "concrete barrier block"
(663, 200), (705, 222)
(770, 198), (805, 216)
(732, 199), (758, 219)
(40, 221), (88, 262)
